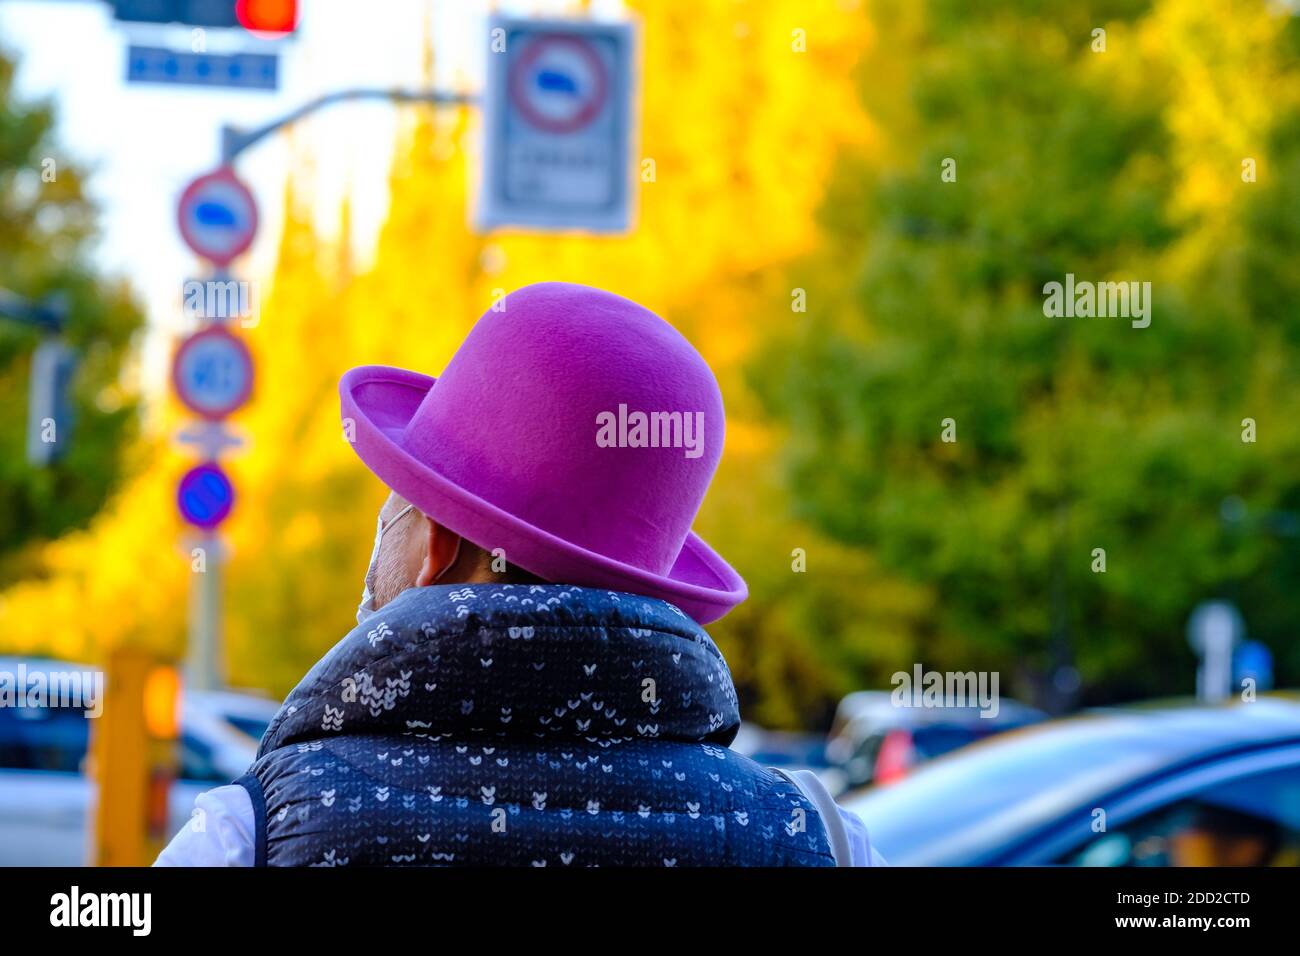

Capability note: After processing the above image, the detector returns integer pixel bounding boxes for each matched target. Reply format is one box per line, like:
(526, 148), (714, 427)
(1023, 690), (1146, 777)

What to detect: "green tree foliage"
(0, 49), (142, 578)
(756, 0), (1300, 709)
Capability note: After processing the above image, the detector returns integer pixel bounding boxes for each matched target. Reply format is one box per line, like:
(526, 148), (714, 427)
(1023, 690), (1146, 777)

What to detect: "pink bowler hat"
(339, 282), (747, 624)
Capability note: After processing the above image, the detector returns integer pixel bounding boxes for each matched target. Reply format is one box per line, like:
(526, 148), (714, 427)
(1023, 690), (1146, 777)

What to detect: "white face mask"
(357, 503), (416, 625)
(356, 503), (461, 625)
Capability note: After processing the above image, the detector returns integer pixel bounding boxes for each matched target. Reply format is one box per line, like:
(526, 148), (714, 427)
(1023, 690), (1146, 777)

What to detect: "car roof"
(1065, 694), (1300, 754)
(855, 694), (1300, 764)
(0, 656), (95, 672)
(834, 695), (1045, 734)
(183, 688), (279, 718)
(843, 695), (1300, 865)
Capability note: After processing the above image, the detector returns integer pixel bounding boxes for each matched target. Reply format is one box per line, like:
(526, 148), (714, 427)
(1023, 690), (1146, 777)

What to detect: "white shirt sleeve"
(154, 784), (257, 867)
(776, 766), (885, 866)
(837, 805), (887, 866)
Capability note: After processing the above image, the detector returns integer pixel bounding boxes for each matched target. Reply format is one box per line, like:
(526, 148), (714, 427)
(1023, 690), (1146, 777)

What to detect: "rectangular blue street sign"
(125, 45), (278, 91)
(113, 0), (239, 28)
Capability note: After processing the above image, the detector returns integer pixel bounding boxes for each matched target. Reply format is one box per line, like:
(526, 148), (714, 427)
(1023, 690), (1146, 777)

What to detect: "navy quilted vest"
(237, 584), (836, 867)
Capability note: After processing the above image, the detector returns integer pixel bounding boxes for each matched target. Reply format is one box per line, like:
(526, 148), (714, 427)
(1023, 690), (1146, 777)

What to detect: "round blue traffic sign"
(172, 326), (253, 420)
(177, 462), (235, 530)
(177, 167), (258, 267)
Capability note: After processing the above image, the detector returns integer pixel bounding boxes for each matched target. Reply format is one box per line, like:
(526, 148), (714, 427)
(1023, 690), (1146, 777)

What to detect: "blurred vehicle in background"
(734, 690), (1044, 796)
(843, 695), (1300, 866)
(0, 657), (276, 866)
(827, 691), (1046, 791)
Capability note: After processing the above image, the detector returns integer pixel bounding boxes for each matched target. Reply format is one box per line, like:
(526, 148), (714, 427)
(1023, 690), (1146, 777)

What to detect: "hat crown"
(399, 283), (724, 575)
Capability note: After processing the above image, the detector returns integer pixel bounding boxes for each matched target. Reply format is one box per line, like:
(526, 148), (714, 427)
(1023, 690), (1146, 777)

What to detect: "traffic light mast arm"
(0, 288), (67, 333)
(221, 87), (478, 164)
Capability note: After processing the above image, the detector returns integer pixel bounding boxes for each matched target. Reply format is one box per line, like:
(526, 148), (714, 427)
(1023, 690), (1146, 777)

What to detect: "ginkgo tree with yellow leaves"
(0, 0), (915, 726)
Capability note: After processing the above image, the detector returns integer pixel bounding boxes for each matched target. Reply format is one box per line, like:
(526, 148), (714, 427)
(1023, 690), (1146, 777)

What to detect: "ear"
(415, 517), (462, 587)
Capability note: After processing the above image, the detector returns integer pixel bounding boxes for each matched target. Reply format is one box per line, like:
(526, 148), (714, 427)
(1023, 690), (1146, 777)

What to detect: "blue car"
(842, 695), (1300, 866)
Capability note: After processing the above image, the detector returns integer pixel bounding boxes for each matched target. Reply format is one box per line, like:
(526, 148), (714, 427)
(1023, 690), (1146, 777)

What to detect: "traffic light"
(236, 0), (297, 35)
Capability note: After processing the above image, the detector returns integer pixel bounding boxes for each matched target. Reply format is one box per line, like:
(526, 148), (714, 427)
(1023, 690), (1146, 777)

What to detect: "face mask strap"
(388, 504), (463, 584)
(380, 503), (417, 542)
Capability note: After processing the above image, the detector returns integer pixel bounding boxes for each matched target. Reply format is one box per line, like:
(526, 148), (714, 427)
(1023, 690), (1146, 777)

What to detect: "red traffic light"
(236, 0), (297, 35)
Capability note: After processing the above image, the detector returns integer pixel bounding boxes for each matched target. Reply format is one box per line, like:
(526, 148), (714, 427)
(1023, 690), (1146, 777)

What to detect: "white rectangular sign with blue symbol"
(477, 16), (638, 234)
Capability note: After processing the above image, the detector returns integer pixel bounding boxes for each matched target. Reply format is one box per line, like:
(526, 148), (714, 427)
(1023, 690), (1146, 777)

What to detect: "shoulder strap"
(234, 772), (268, 867)
(770, 767), (852, 866)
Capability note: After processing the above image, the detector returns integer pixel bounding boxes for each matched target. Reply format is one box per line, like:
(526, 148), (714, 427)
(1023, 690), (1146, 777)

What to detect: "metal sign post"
(186, 528), (225, 691)
(174, 165), (259, 691)
(172, 318), (247, 691)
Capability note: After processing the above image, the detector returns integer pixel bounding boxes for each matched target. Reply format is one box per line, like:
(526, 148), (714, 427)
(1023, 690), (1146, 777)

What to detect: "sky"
(0, 0), (610, 402)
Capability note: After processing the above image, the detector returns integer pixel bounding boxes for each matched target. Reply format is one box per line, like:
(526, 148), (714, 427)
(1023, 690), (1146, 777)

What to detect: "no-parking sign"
(177, 461), (235, 530)
(478, 16), (638, 233)
(177, 167), (259, 267)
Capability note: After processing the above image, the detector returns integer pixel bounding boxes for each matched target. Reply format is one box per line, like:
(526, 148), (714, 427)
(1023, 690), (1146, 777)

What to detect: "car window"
(1065, 764), (1300, 867)
(179, 731), (229, 783)
(1, 695), (265, 782)
(0, 704), (90, 773)
(911, 726), (981, 761)
(224, 713), (271, 743)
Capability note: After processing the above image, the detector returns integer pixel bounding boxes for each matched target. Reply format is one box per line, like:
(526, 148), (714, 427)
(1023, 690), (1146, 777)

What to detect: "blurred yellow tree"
(0, 0), (927, 726)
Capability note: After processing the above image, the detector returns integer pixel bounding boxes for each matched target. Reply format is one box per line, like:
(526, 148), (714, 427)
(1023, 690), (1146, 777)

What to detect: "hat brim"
(340, 365), (747, 625)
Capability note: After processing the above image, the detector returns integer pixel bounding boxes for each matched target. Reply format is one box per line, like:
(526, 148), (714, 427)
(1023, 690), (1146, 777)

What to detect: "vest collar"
(259, 584), (741, 756)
